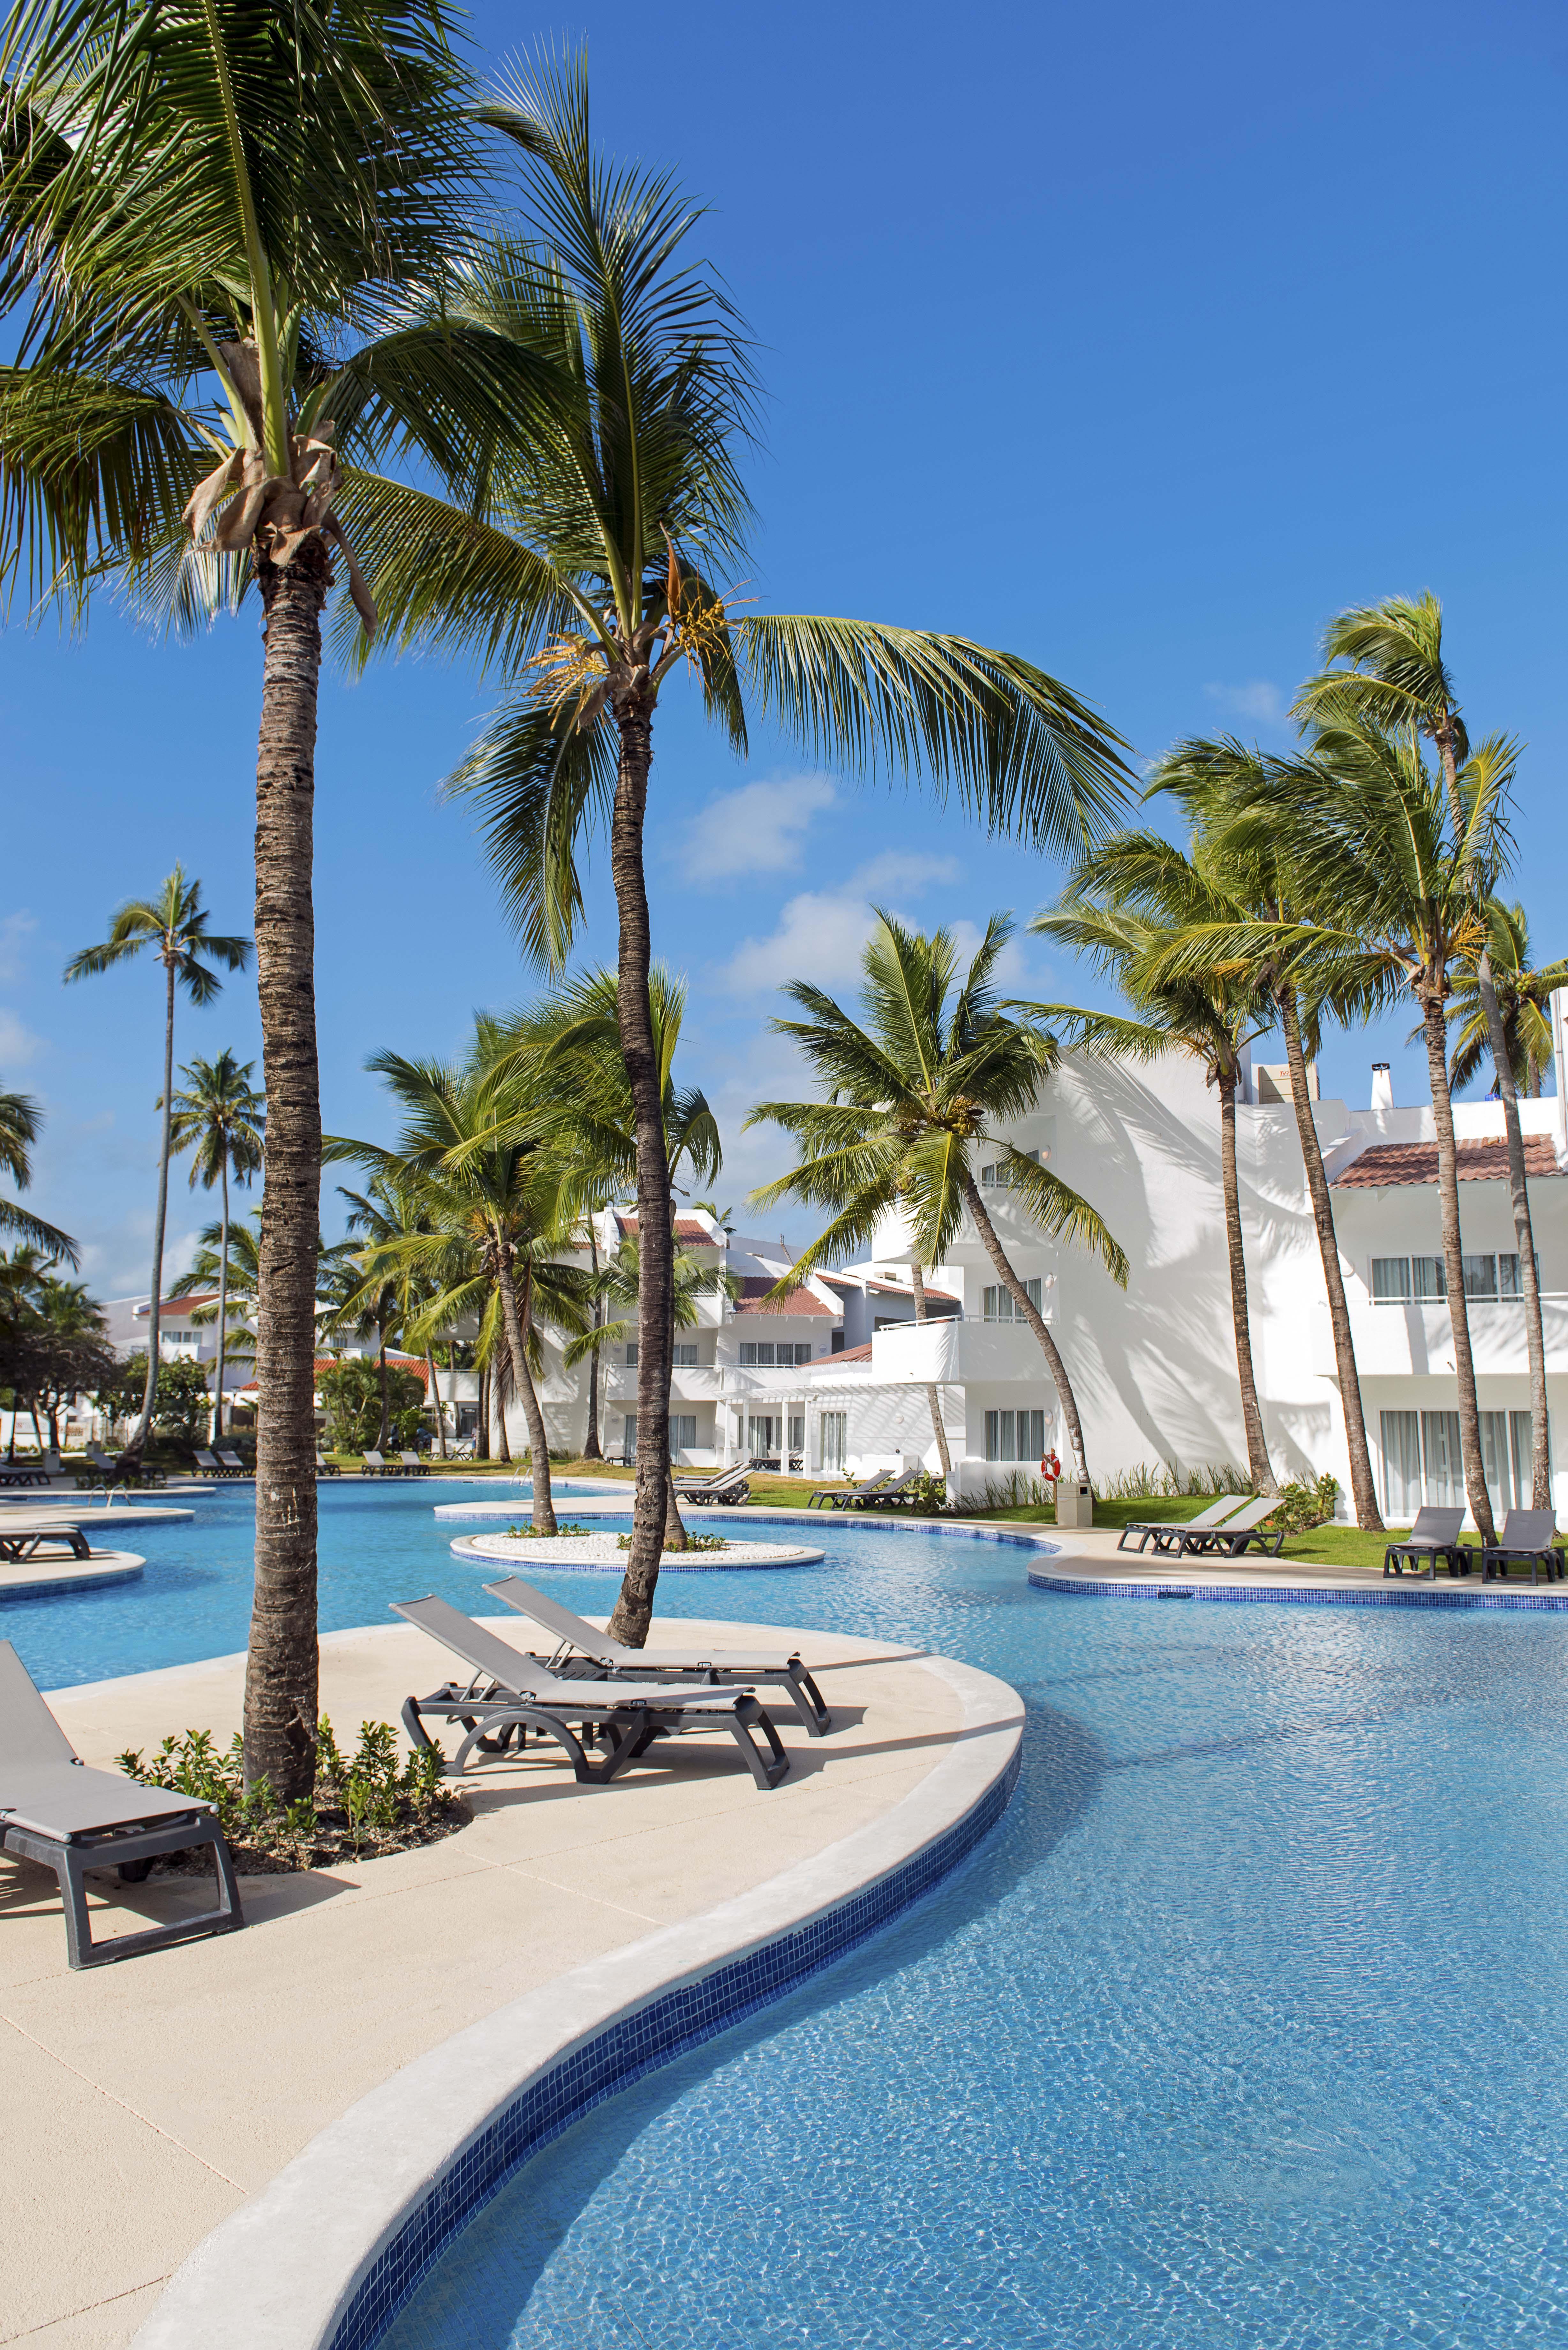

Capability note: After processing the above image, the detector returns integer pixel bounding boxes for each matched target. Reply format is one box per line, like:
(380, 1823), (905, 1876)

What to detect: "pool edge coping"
(129, 1646), (1024, 2350)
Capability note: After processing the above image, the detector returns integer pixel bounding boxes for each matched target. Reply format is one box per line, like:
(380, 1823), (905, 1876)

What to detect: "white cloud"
(1203, 679), (1287, 726)
(681, 774), (837, 882)
(719, 851), (959, 997)
(0, 1007), (43, 1066)
(0, 911), (36, 983)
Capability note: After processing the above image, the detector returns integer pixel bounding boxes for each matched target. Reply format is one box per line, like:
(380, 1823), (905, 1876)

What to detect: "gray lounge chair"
(481, 1573), (831, 1734)
(391, 1596), (789, 1788)
(0, 1523), (93, 1563)
(671, 1464), (749, 1503)
(1383, 1506), (1470, 1580)
(215, 1449), (248, 1476)
(1481, 1510), (1565, 1586)
(361, 1449), (393, 1476)
(0, 1641), (244, 1969)
(807, 1470), (892, 1512)
(397, 1450), (429, 1475)
(861, 1468), (926, 1509)
(0, 1456), (50, 1488)
(193, 1448), (242, 1479)
(315, 1452), (342, 1477)
(1179, 1497), (1285, 1558)
(1116, 1494), (1247, 1553)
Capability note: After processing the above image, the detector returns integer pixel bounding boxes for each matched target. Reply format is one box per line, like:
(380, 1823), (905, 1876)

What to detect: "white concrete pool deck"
(1, 1616), (1010, 2350)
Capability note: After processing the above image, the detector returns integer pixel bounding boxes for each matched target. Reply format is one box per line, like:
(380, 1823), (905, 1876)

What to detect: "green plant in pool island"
(118, 1716), (464, 1870)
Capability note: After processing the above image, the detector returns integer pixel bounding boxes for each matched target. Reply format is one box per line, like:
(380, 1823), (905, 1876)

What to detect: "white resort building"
(521, 1011), (1568, 1525)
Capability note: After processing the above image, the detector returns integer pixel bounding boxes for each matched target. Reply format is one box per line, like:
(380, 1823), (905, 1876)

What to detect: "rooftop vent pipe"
(1371, 1063), (1394, 1111)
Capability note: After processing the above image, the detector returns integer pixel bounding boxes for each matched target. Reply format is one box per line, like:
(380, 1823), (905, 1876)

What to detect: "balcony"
(865, 1319), (1045, 1387)
(1309, 1296), (1568, 1379)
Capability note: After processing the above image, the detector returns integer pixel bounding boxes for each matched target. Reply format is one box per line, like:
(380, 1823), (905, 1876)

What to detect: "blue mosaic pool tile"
(1026, 1568), (1568, 1611)
(325, 1741), (1021, 2350)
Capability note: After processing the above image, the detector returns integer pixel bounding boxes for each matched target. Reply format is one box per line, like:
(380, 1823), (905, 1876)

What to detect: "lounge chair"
(397, 1450), (429, 1476)
(0, 1523), (93, 1563)
(391, 1596), (789, 1789)
(671, 1463), (752, 1506)
(315, 1452), (342, 1477)
(193, 1449), (241, 1479)
(0, 1456), (50, 1488)
(1116, 1494), (1248, 1553)
(361, 1449), (393, 1476)
(861, 1468), (926, 1509)
(482, 1573), (831, 1735)
(0, 1641), (244, 1969)
(1178, 1497), (1286, 1558)
(1383, 1506), (1470, 1580)
(215, 1450), (248, 1476)
(1481, 1510), (1565, 1586)
(806, 1470), (893, 1511)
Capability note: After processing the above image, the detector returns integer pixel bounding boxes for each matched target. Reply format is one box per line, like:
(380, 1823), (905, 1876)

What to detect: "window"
(979, 1150), (1042, 1190)
(1372, 1258), (1413, 1304)
(745, 1414), (779, 1456)
(982, 1279), (1043, 1323)
(625, 1342), (638, 1368)
(1380, 1410), (1421, 1517)
(739, 1341), (776, 1368)
(984, 1407), (1048, 1463)
(819, 1411), (847, 1472)
(672, 1344), (698, 1367)
(794, 1342), (813, 1365)
(1509, 1408), (1548, 1503)
(788, 1414), (804, 1453)
(1421, 1411), (1463, 1507)
(669, 1414), (697, 1452)
(621, 1411), (637, 1461)
(1413, 1257), (1446, 1302)
(1462, 1254), (1498, 1301)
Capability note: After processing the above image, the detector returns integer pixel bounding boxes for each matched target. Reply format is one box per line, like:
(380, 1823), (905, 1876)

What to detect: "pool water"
(367, 1527), (1568, 2350)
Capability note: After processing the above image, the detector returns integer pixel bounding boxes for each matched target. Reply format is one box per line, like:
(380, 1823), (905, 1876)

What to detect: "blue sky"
(4, 0), (1565, 1295)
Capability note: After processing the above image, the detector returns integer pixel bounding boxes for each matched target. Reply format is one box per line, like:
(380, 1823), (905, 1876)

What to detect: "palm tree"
(1447, 902), (1566, 1101)
(167, 1050), (264, 1441)
(0, 1086), (75, 1259)
(1146, 738), (1387, 1530)
(562, 1237), (737, 1473)
(747, 912), (1127, 1481)
(353, 62), (1135, 1627)
(1028, 833), (1277, 1492)
(1299, 596), (1552, 1510)
(65, 868), (249, 1459)
(0, 0), (538, 1801)
(327, 1173), (448, 1456)
(1172, 715), (1514, 1542)
(492, 967), (721, 1593)
(328, 1028), (591, 1529)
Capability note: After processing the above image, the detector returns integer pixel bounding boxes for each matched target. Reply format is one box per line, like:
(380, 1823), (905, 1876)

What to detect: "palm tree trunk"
(662, 1280), (688, 1551)
(911, 1261), (952, 1478)
(376, 1336), (390, 1450)
(476, 1360), (489, 1459)
(1422, 993), (1496, 1544)
(1218, 1067), (1275, 1493)
(126, 958), (178, 1460)
(1280, 986), (1383, 1529)
(496, 1247), (555, 1532)
(582, 1224), (603, 1459)
(426, 1343), (447, 1459)
(607, 705), (674, 1649)
(958, 1167), (1089, 1478)
(212, 1156), (230, 1445)
(243, 540), (329, 1805)
(1477, 953), (1550, 1507)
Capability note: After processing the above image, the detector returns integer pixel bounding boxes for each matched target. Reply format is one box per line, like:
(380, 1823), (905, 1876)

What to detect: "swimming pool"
(365, 1522), (1568, 2350)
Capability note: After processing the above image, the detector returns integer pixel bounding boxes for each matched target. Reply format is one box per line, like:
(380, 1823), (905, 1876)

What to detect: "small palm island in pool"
(2, 11), (1563, 2346)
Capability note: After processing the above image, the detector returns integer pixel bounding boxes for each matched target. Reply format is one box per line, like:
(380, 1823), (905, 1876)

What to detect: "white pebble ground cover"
(448, 1530), (824, 1572)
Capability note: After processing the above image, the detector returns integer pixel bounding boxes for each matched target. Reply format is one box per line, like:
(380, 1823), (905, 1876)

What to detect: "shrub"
(95, 1350), (214, 1443)
(1092, 1459), (1250, 1503)
(1265, 1472), (1340, 1533)
(117, 1715), (466, 1871)
(617, 1529), (730, 1552)
(318, 1357), (425, 1453)
(502, 1520), (596, 1538)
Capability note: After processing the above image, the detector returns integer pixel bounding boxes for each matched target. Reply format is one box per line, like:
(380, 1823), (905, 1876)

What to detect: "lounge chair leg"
(787, 1663), (831, 1735)
(730, 1696), (789, 1790)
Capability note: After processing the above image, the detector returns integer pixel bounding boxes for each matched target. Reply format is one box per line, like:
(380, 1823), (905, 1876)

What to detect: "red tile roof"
(615, 1215), (717, 1245)
(733, 1278), (836, 1318)
(1333, 1137), (1564, 1189)
(805, 1340), (873, 1366)
(313, 1352), (430, 1388)
(821, 1274), (961, 1302)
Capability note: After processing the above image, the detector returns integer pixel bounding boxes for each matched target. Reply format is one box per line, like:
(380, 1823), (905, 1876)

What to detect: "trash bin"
(1054, 1478), (1093, 1529)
